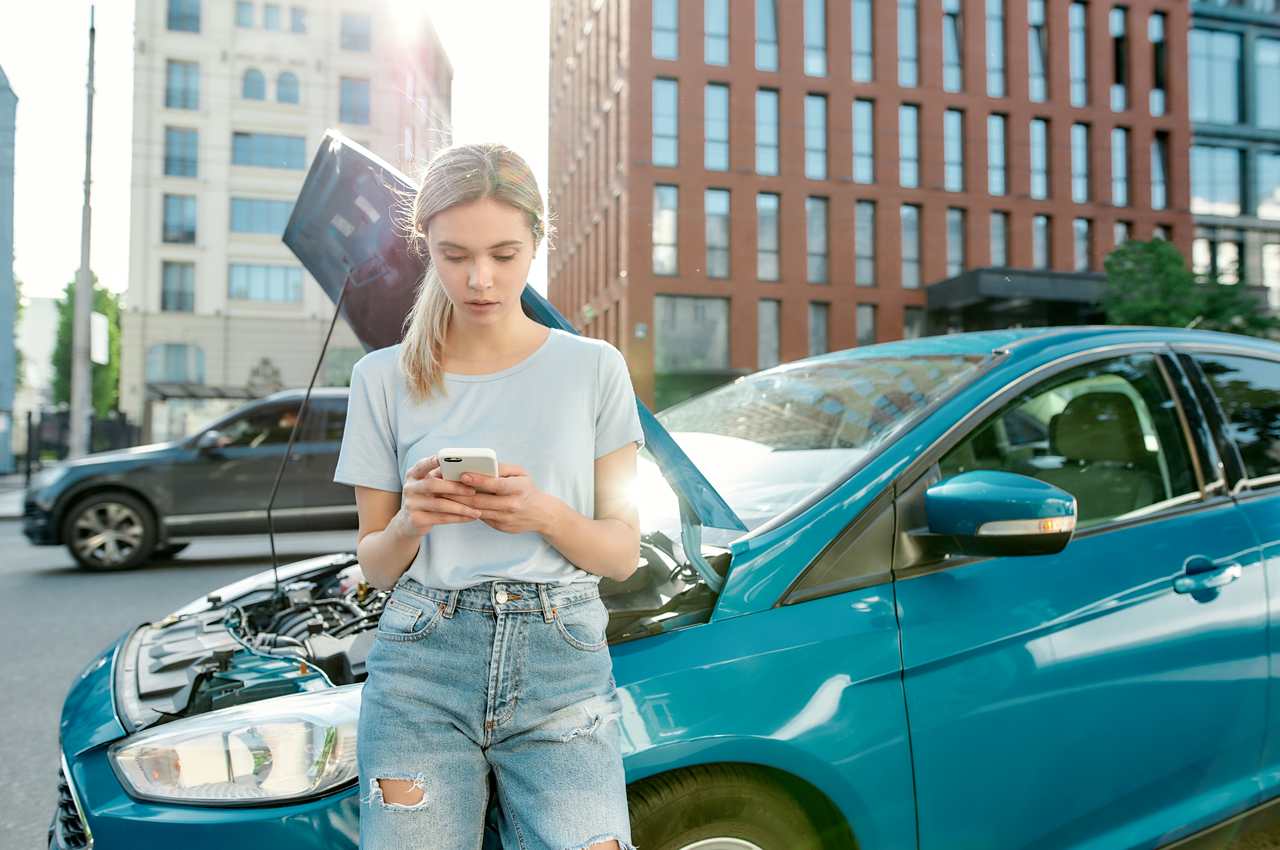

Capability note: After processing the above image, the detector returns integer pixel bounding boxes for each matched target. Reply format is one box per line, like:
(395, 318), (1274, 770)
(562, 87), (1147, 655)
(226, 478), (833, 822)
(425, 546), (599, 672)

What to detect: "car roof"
(261, 386), (350, 402)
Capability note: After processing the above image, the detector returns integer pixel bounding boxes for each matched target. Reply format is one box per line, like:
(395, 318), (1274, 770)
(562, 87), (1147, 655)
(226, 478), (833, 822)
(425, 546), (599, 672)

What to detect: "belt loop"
(537, 583), (555, 623)
(443, 589), (460, 618)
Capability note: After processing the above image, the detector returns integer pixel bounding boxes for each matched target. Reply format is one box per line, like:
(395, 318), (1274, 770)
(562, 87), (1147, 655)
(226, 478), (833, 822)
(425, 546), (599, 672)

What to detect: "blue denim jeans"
(358, 574), (637, 850)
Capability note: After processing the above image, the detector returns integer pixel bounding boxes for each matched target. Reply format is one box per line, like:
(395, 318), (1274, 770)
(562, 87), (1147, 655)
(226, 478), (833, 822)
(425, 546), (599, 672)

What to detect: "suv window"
(939, 354), (1198, 528)
(1195, 353), (1280, 482)
(215, 402), (304, 448)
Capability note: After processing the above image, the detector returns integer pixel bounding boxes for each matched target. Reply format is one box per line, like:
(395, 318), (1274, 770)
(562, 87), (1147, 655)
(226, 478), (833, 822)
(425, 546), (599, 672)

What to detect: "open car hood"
(282, 131), (743, 534)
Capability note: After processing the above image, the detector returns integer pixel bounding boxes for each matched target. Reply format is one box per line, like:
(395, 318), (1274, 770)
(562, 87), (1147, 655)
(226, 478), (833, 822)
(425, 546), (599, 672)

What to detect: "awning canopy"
(145, 383), (260, 401)
(925, 268), (1108, 332)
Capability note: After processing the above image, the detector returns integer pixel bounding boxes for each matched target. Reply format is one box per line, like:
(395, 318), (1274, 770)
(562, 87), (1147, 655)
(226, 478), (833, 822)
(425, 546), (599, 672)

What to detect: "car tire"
(61, 491), (158, 571)
(627, 764), (852, 850)
(152, 541), (191, 560)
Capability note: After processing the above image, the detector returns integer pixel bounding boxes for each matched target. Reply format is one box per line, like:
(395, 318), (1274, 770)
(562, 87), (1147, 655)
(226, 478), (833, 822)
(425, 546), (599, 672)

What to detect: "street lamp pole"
(68, 5), (96, 458)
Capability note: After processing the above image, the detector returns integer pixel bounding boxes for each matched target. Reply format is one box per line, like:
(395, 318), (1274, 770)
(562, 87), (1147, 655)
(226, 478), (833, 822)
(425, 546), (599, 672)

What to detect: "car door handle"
(1174, 562), (1242, 594)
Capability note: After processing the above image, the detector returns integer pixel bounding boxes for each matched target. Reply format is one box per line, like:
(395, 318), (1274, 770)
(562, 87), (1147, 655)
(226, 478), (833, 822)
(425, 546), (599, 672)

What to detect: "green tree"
(1102, 238), (1280, 337)
(51, 274), (122, 416)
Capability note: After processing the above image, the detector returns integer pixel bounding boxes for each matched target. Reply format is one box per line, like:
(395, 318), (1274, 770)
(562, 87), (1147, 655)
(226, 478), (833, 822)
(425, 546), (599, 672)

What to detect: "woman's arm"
(537, 442), (641, 583)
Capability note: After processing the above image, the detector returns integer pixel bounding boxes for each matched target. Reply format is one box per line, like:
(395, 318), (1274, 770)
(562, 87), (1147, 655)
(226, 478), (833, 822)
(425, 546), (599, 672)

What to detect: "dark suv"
(22, 387), (356, 570)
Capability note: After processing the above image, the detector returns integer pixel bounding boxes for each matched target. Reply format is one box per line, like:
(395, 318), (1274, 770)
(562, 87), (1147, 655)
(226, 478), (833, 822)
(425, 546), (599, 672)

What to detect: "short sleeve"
(333, 357), (402, 492)
(594, 342), (645, 459)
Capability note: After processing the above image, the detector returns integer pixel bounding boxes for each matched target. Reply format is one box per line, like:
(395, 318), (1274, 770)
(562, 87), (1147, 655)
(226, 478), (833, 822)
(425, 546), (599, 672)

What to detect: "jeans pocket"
(553, 597), (609, 651)
(377, 595), (445, 642)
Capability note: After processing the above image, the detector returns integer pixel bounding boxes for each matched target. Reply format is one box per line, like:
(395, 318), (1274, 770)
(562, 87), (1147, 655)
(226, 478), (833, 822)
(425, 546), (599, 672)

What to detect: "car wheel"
(628, 765), (850, 850)
(62, 491), (158, 571)
(152, 541), (191, 560)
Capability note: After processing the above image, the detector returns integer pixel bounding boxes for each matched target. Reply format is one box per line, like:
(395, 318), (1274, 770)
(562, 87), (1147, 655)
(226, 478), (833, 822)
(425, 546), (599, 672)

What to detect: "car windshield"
(632, 354), (988, 541)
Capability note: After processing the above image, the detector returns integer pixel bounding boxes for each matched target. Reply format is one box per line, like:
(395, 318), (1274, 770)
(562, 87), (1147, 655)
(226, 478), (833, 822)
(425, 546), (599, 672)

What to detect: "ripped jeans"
(358, 574), (637, 850)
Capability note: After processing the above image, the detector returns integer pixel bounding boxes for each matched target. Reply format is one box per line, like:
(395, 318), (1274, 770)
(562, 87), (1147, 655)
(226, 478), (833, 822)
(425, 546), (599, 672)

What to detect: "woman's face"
(426, 196), (537, 327)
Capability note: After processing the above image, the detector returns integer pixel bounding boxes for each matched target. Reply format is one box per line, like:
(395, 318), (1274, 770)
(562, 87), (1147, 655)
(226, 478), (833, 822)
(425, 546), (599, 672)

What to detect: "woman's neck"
(442, 315), (549, 371)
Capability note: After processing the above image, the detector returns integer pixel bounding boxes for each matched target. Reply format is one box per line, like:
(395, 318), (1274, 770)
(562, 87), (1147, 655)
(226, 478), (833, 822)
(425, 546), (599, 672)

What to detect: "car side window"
(317, 398), (347, 443)
(1194, 353), (1280, 484)
(215, 403), (302, 448)
(938, 354), (1199, 529)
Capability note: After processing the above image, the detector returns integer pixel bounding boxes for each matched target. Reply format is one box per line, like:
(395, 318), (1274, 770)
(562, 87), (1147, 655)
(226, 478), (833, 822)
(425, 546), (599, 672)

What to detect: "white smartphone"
(437, 447), (499, 482)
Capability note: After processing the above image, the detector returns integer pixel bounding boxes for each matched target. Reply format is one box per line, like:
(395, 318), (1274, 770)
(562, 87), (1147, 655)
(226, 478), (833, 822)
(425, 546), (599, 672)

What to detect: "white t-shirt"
(333, 328), (645, 588)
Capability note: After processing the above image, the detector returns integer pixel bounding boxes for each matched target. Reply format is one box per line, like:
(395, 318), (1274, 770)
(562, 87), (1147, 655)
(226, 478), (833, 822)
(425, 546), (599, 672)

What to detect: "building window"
(231, 132), (306, 169)
(758, 300), (780, 369)
(167, 0), (200, 32)
(1068, 2), (1088, 107)
(853, 100), (875, 183)
(757, 193), (780, 280)
(809, 303), (830, 355)
(1149, 13), (1167, 116)
(1110, 7), (1128, 111)
(1193, 227), (1243, 285)
(1154, 224), (1171, 241)
(653, 0), (678, 59)
(942, 0), (964, 93)
(162, 194), (197, 244)
(277, 72), (299, 104)
(165, 60), (199, 110)
(987, 0), (1006, 96)
(231, 197), (294, 235)
(1073, 218), (1092, 271)
(229, 264), (303, 302)
(947, 208), (966, 277)
(756, 89), (779, 175)
(652, 185), (679, 276)
(653, 79), (679, 167)
(899, 104), (919, 188)
(704, 84), (729, 171)
(340, 13), (371, 51)
(756, 0), (779, 71)
(805, 0), (827, 75)
(242, 68), (266, 100)
(856, 200), (876, 286)
(705, 189), (731, 278)
(807, 197), (829, 283)
(901, 205), (921, 289)
(904, 306), (927, 339)
(1259, 39), (1280, 130)
(705, 0), (729, 65)
(852, 0), (873, 81)
(340, 77), (371, 124)
(1263, 243), (1280, 308)
(1258, 151), (1280, 220)
(290, 6), (306, 33)
(1028, 0), (1048, 102)
(1191, 145), (1242, 217)
(1151, 132), (1169, 210)
(988, 114), (1007, 196)
(147, 343), (205, 382)
(990, 211), (1009, 266)
(263, 3), (280, 30)
(235, 1), (253, 28)
(1111, 127), (1129, 207)
(655, 296), (731, 376)
(161, 262), (195, 312)
(944, 109), (964, 192)
(1114, 220), (1132, 247)
(1071, 123), (1090, 204)
(1190, 29), (1241, 125)
(1030, 118), (1049, 199)
(805, 94), (828, 180)
(164, 127), (197, 177)
(899, 0), (919, 87)
(1033, 214), (1051, 268)
(856, 304), (877, 346)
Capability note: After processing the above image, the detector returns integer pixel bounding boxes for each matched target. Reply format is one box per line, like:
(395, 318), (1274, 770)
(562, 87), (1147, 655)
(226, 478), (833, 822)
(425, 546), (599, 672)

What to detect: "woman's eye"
(444, 255), (467, 263)
(494, 255), (517, 263)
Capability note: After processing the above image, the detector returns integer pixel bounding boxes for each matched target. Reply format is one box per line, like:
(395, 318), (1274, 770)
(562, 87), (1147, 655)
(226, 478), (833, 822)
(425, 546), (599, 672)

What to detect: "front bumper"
(23, 497), (58, 545)
(49, 753), (92, 849)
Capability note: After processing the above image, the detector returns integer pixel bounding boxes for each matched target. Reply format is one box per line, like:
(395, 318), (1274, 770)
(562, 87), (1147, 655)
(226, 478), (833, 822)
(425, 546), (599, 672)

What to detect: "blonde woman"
(333, 143), (642, 850)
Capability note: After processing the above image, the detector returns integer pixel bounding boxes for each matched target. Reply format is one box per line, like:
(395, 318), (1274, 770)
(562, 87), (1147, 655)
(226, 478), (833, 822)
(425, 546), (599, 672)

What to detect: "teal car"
(52, 136), (1280, 850)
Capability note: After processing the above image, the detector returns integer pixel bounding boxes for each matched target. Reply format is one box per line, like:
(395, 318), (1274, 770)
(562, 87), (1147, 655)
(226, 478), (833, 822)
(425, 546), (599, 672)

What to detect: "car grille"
(49, 761), (92, 849)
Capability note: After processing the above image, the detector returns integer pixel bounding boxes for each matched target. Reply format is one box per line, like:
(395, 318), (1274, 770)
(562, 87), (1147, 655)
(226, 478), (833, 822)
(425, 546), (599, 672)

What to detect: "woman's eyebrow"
(437, 240), (524, 251)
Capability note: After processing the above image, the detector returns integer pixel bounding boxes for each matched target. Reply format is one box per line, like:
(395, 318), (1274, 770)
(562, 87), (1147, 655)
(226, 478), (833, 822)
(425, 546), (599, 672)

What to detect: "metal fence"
(22, 408), (142, 483)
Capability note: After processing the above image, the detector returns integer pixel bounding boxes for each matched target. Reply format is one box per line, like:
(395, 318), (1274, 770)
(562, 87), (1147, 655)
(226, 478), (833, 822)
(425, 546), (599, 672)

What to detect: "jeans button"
(495, 590), (509, 604)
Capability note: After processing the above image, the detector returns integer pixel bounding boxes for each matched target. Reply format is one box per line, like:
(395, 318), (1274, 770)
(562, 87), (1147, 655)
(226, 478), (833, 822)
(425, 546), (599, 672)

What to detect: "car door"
(1184, 348), (1280, 809)
(894, 351), (1268, 850)
(168, 400), (310, 534)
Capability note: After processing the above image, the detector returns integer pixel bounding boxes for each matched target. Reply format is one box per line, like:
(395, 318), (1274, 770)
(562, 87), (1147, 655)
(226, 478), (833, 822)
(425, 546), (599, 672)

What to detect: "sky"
(0, 0), (551, 302)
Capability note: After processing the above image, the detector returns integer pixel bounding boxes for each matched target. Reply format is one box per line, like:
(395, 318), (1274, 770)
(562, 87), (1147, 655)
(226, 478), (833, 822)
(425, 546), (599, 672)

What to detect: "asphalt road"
(0, 518), (358, 848)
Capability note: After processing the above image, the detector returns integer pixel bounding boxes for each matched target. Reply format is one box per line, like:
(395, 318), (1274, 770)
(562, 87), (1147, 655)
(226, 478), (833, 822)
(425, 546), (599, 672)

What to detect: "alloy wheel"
(71, 500), (146, 567)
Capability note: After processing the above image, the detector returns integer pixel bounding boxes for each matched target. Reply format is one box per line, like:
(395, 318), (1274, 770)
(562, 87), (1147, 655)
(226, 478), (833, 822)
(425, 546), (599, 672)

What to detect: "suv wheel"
(62, 492), (157, 571)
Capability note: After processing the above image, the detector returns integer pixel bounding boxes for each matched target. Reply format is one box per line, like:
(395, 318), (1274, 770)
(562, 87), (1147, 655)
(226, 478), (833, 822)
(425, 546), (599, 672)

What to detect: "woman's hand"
(397, 455), (484, 537)
(449, 463), (561, 535)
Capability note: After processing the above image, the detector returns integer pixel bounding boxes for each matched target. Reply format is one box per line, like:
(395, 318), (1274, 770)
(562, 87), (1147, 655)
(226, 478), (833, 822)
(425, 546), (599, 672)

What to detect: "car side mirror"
(922, 471), (1076, 557)
(195, 430), (224, 453)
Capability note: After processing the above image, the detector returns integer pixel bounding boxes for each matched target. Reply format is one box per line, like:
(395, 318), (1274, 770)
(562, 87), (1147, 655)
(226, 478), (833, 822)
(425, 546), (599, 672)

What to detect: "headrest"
(1050, 392), (1149, 464)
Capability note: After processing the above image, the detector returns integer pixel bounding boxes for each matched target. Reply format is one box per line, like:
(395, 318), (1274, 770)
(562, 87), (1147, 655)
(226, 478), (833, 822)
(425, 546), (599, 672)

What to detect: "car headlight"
(27, 465), (68, 492)
(108, 684), (361, 805)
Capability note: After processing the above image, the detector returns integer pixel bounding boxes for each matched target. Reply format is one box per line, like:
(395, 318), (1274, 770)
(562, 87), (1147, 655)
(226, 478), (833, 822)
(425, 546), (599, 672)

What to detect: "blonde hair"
(397, 143), (552, 402)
